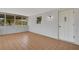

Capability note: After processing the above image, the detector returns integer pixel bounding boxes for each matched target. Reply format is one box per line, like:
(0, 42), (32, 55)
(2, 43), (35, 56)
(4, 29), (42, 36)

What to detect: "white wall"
(0, 25), (28, 35)
(74, 9), (79, 44)
(28, 10), (58, 39)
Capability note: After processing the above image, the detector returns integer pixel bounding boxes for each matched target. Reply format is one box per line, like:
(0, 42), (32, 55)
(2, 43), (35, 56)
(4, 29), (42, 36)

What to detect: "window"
(15, 16), (27, 25)
(0, 12), (28, 26)
(6, 14), (14, 25)
(15, 16), (22, 25)
(0, 14), (5, 26)
(37, 16), (42, 24)
(21, 16), (27, 25)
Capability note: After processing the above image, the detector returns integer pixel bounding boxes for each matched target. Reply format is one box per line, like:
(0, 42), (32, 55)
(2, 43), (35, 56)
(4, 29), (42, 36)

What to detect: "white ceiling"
(0, 8), (54, 16)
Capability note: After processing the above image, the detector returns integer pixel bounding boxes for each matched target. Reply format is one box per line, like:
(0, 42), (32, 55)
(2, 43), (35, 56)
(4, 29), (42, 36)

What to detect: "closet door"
(59, 9), (74, 42)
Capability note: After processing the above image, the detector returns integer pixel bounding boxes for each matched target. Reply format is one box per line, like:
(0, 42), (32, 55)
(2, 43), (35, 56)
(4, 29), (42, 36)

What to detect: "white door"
(59, 9), (74, 42)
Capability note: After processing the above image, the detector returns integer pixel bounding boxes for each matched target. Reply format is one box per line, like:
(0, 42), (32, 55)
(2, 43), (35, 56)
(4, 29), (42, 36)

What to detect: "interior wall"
(28, 10), (58, 39)
(74, 9), (79, 44)
(0, 25), (28, 35)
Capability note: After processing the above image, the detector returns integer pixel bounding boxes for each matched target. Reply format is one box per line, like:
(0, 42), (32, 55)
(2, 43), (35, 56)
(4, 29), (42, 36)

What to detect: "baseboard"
(29, 31), (58, 40)
(0, 31), (29, 36)
(58, 38), (79, 46)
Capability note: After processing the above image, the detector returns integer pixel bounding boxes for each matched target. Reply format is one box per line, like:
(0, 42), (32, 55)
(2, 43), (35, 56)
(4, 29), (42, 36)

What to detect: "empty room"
(0, 8), (79, 50)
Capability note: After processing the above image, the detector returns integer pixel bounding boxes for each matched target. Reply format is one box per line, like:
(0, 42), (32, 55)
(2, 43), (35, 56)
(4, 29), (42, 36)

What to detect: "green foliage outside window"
(0, 19), (5, 26)
(37, 16), (42, 24)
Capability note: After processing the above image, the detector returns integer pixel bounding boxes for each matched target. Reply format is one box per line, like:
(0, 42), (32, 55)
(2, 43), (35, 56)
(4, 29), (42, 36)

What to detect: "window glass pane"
(23, 17), (26, 19)
(16, 16), (21, 19)
(16, 16), (22, 25)
(22, 16), (27, 25)
(6, 15), (14, 25)
(0, 14), (5, 26)
(16, 16), (27, 25)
